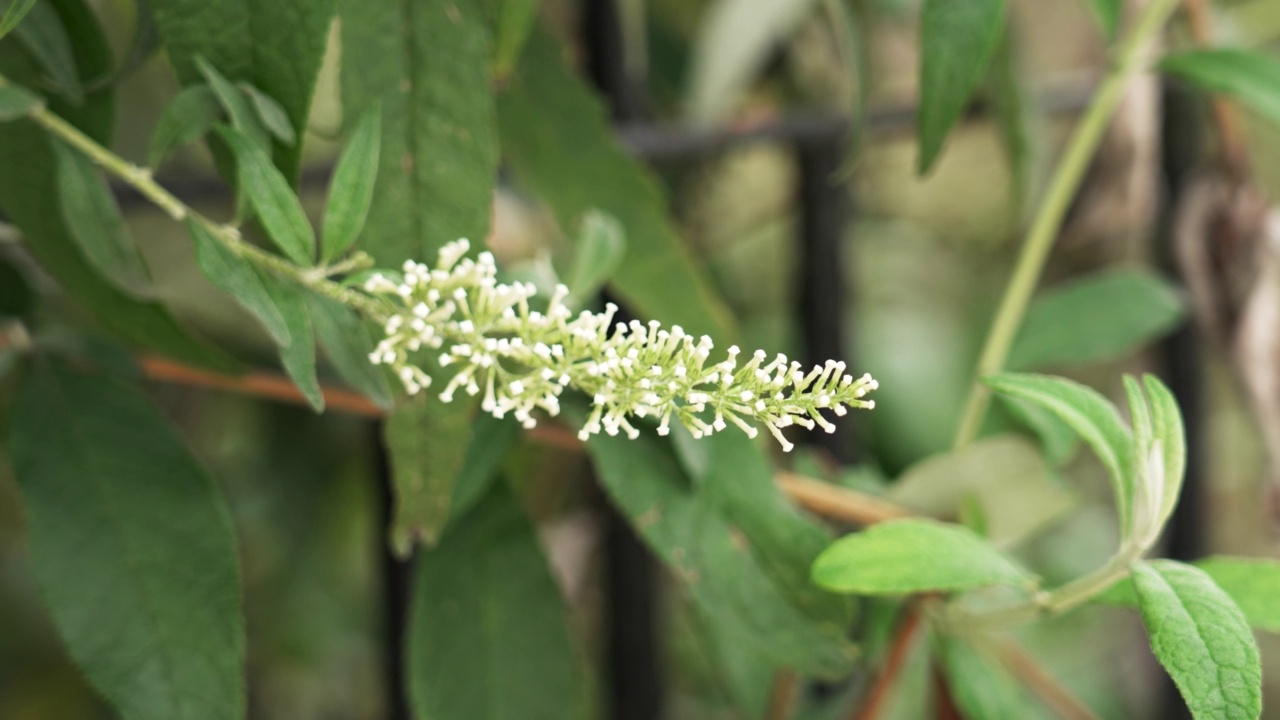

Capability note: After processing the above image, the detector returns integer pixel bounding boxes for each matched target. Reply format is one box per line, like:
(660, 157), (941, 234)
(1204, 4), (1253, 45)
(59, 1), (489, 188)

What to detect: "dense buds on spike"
(364, 239), (877, 450)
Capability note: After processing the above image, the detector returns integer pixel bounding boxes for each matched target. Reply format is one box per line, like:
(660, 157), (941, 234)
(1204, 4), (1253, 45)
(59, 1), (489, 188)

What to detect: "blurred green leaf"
(262, 277), (323, 411)
(383, 390), (476, 553)
(11, 0), (80, 102)
(812, 518), (1035, 595)
(1162, 48), (1280, 127)
(941, 638), (1056, 720)
(151, 0), (336, 178)
(587, 430), (857, 678)
(0, 79), (41, 119)
(52, 140), (151, 294)
(887, 435), (1074, 547)
(995, 394), (1078, 466)
(215, 124), (316, 265)
(917, 0), (1005, 173)
(1083, 0), (1120, 36)
(197, 57), (270, 152)
(0, 0), (237, 370)
(564, 209), (626, 307)
(985, 373), (1134, 532)
(1100, 556), (1280, 634)
(341, 0), (497, 265)
(1132, 560), (1261, 720)
(444, 413), (522, 530)
(0, 0), (37, 39)
(320, 103), (380, 263)
(499, 28), (736, 342)
(685, 0), (820, 124)
(237, 81), (296, 146)
(408, 483), (587, 720)
(490, 0), (536, 81)
(306, 293), (392, 409)
(9, 359), (245, 720)
(147, 84), (221, 167)
(1009, 270), (1184, 370)
(188, 219), (291, 345)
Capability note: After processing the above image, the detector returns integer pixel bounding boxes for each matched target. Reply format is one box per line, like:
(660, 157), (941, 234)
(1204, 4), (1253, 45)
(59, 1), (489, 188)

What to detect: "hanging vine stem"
(950, 0), (1183, 450)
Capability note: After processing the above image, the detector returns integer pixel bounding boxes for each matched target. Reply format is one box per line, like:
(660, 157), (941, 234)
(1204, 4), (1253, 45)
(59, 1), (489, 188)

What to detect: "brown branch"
(1182, 0), (1249, 180)
(853, 602), (927, 720)
(776, 472), (913, 526)
(992, 639), (1100, 720)
(766, 669), (802, 720)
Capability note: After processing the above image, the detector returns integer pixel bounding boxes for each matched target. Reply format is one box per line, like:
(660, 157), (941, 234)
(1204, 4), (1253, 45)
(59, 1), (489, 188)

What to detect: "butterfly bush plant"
(0, 0), (1279, 718)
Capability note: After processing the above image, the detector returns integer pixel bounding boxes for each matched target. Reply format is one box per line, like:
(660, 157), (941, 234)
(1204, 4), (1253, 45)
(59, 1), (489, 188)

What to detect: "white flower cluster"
(365, 239), (877, 451)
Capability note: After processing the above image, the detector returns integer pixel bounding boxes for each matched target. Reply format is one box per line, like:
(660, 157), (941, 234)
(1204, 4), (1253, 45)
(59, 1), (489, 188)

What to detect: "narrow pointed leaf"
(12, 0), (81, 102)
(985, 372), (1134, 531)
(238, 82), (296, 146)
(151, 0), (335, 178)
(320, 103), (380, 262)
(9, 360), (245, 720)
(215, 125), (316, 265)
(917, 0), (1005, 173)
(1143, 374), (1185, 529)
(52, 140), (151, 293)
(306, 293), (392, 409)
(197, 58), (270, 151)
(1162, 48), (1280, 127)
(262, 277), (323, 411)
(1009, 270), (1184, 371)
(1132, 560), (1261, 720)
(188, 219), (291, 346)
(0, 80), (42, 119)
(443, 414), (522, 531)
(812, 518), (1035, 595)
(148, 84), (222, 167)
(0, 0), (38, 38)
(408, 483), (587, 720)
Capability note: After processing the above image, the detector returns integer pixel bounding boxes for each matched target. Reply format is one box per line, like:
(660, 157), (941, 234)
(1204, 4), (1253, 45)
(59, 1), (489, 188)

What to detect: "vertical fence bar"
(797, 129), (856, 464)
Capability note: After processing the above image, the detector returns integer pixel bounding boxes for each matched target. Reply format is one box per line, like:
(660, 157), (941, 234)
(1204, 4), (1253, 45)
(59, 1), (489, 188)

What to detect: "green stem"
(950, 0), (1181, 450)
(24, 101), (387, 321)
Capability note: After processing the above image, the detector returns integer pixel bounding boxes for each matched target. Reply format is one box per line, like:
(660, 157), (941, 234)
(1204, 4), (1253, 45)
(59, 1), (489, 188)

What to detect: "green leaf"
(586, 429), (857, 678)
(685, 0), (822, 125)
(238, 81), (296, 146)
(52, 140), (151, 294)
(196, 57), (270, 152)
(215, 124), (316, 266)
(1144, 375), (1185, 530)
(262, 277), (323, 411)
(564, 209), (626, 306)
(1009, 270), (1184, 371)
(1132, 560), (1261, 720)
(490, 0), (536, 81)
(443, 413), (522, 530)
(0, 79), (41, 119)
(147, 84), (222, 167)
(985, 373), (1134, 532)
(340, 0), (497, 265)
(305, 293), (392, 409)
(11, 0), (81, 102)
(941, 638), (1056, 720)
(383, 390), (476, 553)
(498, 27), (736, 342)
(151, 0), (336, 178)
(812, 518), (1034, 595)
(996, 394), (1078, 466)
(188, 219), (291, 346)
(1162, 48), (1280, 127)
(408, 482), (587, 720)
(319, 103), (380, 263)
(0, 0), (38, 39)
(0, 1), (238, 371)
(9, 359), (245, 720)
(1083, 0), (1121, 36)
(917, 0), (1004, 173)
(887, 435), (1075, 547)
(1100, 556), (1280, 635)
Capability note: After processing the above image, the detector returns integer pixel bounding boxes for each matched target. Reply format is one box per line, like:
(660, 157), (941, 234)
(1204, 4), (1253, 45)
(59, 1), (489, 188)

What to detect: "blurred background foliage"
(2, 0), (1280, 717)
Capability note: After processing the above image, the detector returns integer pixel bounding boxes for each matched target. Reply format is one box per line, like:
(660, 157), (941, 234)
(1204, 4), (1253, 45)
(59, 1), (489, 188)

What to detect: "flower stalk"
(366, 240), (878, 449)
